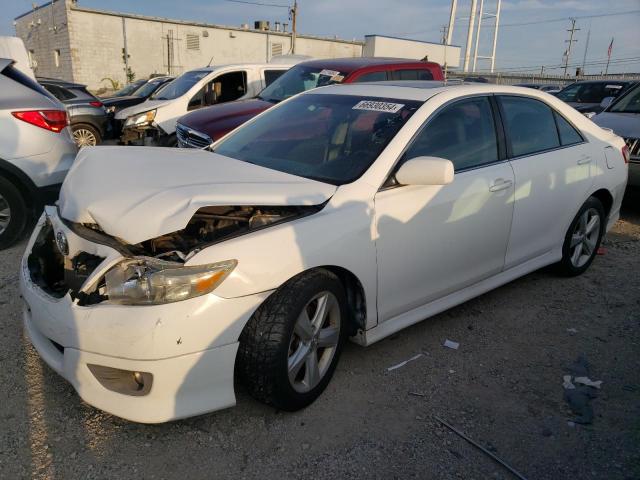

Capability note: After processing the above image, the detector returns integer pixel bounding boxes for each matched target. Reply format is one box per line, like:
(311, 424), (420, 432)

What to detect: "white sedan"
(20, 83), (628, 423)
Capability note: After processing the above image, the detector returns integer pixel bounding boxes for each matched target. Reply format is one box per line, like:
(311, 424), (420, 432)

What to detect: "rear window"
(3, 64), (54, 99)
(264, 69), (286, 87)
(43, 83), (77, 101)
(390, 69), (434, 81)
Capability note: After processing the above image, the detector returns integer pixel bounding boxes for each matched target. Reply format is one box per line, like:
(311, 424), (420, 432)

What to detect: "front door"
(375, 96), (515, 321)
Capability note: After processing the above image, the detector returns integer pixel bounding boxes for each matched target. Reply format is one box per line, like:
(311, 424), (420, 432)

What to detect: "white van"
(116, 62), (297, 146)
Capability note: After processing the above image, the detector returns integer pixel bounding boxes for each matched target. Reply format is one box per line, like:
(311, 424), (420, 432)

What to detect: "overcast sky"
(5, 0), (640, 74)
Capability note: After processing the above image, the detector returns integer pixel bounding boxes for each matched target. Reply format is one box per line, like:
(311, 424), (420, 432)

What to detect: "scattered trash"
(562, 355), (602, 424)
(566, 328), (578, 334)
(408, 391), (426, 397)
(597, 247), (606, 255)
(434, 415), (529, 480)
(574, 376), (602, 389)
(562, 375), (576, 390)
(387, 353), (423, 371)
(443, 339), (460, 350)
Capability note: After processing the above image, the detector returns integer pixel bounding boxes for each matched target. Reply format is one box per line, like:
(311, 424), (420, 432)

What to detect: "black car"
(38, 77), (110, 147)
(102, 76), (173, 136)
(555, 80), (634, 114)
(109, 79), (147, 98)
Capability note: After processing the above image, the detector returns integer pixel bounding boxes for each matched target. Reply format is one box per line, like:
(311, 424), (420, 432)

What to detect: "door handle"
(577, 155), (592, 165)
(489, 178), (513, 192)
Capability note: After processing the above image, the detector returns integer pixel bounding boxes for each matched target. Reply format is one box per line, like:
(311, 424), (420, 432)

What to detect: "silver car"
(593, 83), (640, 187)
(0, 58), (77, 248)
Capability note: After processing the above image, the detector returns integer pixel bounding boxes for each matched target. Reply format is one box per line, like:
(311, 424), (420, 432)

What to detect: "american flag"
(607, 38), (614, 58)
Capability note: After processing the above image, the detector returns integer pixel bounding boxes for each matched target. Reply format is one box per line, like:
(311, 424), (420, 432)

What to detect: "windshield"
(608, 84), (640, 114)
(556, 82), (625, 103)
(133, 79), (166, 98)
(113, 80), (145, 97)
(214, 94), (421, 185)
(151, 70), (209, 100)
(258, 65), (346, 103)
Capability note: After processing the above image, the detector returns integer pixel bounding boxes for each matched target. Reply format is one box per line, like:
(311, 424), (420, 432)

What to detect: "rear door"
(497, 95), (593, 268)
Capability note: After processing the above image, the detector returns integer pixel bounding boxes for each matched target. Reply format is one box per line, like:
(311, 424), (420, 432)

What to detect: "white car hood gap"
(59, 147), (336, 244)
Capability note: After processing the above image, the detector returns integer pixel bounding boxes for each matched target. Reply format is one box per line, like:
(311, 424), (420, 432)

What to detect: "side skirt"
(352, 250), (560, 347)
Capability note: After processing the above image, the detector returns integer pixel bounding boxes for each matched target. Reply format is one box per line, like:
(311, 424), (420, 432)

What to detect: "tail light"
(622, 145), (630, 164)
(89, 101), (103, 108)
(12, 110), (68, 133)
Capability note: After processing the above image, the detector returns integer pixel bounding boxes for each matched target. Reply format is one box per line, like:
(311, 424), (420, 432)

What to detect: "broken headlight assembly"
(104, 257), (236, 305)
(124, 109), (156, 128)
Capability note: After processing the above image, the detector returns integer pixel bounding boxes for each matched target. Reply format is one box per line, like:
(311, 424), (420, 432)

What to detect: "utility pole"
(441, 25), (448, 45)
(289, 0), (297, 54)
(463, 0), (477, 72)
(562, 18), (579, 77)
(581, 27), (590, 74)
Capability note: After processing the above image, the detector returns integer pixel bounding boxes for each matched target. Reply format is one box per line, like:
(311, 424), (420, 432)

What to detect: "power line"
(499, 9), (640, 27)
(224, 0), (289, 8)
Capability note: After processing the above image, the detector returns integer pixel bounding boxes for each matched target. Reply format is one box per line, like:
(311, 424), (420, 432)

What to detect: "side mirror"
(395, 156), (454, 186)
(583, 112), (596, 120)
(599, 96), (614, 109)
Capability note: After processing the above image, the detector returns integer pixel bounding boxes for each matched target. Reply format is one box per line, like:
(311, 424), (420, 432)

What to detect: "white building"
(363, 35), (461, 69)
(14, 0), (363, 90)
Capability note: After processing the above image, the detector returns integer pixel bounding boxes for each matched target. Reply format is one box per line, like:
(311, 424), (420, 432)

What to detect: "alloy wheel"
(569, 207), (601, 268)
(0, 193), (10, 235)
(73, 128), (97, 147)
(287, 291), (341, 393)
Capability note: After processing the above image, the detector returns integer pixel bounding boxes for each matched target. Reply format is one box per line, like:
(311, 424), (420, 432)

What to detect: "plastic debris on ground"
(562, 355), (603, 425)
(443, 339), (460, 350)
(387, 353), (423, 372)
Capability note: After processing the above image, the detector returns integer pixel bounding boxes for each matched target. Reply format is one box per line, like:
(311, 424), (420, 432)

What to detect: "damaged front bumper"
(19, 207), (271, 423)
(120, 124), (171, 146)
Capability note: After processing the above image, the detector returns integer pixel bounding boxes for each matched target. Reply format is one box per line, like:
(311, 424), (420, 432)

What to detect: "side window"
(391, 69), (434, 81)
(554, 112), (583, 146)
(352, 71), (388, 83)
(187, 85), (205, 110)
(403, 96), (498, 171)
(264, 69), (285, 86)
(499, 96), (560, 157)
(215, 70), (248, 103)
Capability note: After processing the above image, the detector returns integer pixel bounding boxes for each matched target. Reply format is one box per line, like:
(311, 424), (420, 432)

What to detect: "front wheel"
(556, 196), (605, 276)
(237, 269), (347, 411)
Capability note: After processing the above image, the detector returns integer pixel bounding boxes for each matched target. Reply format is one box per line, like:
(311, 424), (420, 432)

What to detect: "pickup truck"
(116, 62), (298, 146)
(175, 57), (444, 148)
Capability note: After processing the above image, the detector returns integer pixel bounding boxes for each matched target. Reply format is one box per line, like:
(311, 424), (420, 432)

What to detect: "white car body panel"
(59, 146), (336, 244)
(20, 83), (628, 422)
(115, 63), (296, 135)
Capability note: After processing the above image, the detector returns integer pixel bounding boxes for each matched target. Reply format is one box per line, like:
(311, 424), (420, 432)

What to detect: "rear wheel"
(72, 124), (101, 147)
(0, 176), (28, 249)
(556, 196), (605, 276)
(237, 269), (347, 411)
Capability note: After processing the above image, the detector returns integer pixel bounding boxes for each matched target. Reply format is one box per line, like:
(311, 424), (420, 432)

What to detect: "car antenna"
(207, 57), (214, 67)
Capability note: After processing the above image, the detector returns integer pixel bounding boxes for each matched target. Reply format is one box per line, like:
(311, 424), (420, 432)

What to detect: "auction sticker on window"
(352, 100), (405, 113)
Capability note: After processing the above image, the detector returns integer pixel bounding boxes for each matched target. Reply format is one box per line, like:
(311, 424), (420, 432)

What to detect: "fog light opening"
(87, 364), (153, 396)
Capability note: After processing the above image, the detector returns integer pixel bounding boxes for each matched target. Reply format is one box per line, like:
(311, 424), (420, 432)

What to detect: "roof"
(298, 57), (442, 75)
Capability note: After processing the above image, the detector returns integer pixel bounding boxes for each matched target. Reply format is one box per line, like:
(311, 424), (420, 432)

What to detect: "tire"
(72, 124), (101, 147)
(237, 269), (348, 411)
(0, 176), (28, 250)
(556, 196), (605, 276)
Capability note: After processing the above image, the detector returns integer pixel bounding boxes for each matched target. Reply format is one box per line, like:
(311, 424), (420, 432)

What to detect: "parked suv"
(116, 62), (299, 146)
(39, 78), (110, 147)
(0, 59), (76, 248)
(176, 57), (444, 148)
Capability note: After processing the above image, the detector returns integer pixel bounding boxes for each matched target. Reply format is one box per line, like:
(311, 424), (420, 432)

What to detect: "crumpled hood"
(59, 146), (337, 244)
(592, 112), (640, 139)
(115, 99), (172, 120)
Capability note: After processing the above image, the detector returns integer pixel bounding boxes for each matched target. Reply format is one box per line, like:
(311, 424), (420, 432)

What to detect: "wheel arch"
(0, 157), (38, 209)
(589, 188), (613, 218)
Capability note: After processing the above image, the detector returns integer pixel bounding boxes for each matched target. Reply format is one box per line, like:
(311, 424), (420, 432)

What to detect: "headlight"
(104, 257), (236, 305)
(105, 106), (116, 114)
(124, 109), (156, 127)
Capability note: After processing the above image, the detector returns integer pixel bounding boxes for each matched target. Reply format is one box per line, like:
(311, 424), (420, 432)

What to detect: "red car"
(175, 57), (444, 147)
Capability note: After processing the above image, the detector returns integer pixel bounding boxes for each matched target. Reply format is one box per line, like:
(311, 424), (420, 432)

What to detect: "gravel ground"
(1, 191), (639, 480)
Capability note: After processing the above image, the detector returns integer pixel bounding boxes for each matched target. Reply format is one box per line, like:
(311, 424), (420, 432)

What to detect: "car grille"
(176, 123), (213, 149)
(624, 137), (640, 162)
(27, 221), (105, 299)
